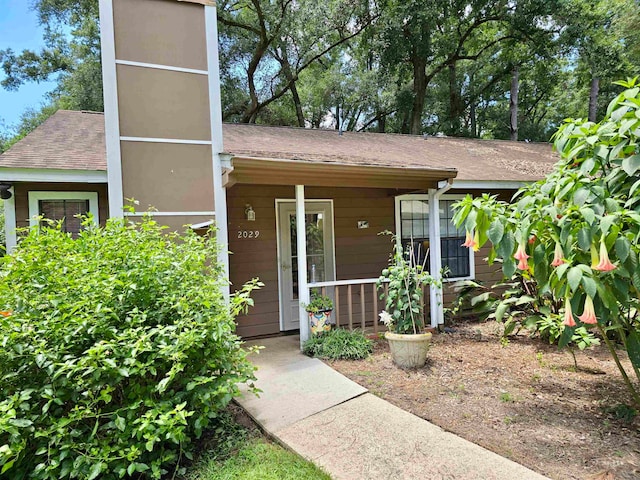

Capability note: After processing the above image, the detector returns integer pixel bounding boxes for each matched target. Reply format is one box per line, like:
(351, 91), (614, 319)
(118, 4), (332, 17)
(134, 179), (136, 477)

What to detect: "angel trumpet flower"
(593, 240), (616, 272)
(563, 299), (576, 327)
(462, 231), (479, 251)
(551, 242), (566, 267)
(578, 296), (598, 325)
(514, 242), (530, 270)
(0, 311), (11, 318)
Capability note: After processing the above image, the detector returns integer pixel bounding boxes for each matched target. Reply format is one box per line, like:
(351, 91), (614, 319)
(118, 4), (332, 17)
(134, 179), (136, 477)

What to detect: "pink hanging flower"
(472, 231), (480, 252)
(514, 242), (530, 270)
(593, 240), (616, 272)
(462, 231), (479, 251)
(551, 242), (566, 267)
(578, 296), (598, 325)
(462, 231), (473, 247)
(563, 299), (576, 327)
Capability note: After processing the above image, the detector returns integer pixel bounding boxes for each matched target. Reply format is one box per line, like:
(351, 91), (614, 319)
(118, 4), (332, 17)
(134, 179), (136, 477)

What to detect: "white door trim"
(275, 198), (336, 332)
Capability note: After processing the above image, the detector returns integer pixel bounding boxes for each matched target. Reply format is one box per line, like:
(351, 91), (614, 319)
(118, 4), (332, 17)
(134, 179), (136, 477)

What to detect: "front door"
(277, 201), (335, 331)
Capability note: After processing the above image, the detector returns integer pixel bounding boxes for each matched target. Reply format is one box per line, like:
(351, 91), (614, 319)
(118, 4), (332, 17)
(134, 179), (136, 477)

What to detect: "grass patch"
(302, 328), (373, 360)
(186, 439), (331, 480)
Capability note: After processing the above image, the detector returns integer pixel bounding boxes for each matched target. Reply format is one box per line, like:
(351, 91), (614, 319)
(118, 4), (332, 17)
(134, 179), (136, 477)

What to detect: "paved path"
(237, 335), (548, 480)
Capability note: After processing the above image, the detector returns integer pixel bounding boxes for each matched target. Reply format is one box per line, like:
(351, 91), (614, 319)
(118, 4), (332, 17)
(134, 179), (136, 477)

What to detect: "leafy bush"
(302, 329), (373, 360)
(453, 79), (640, 407)
(0, 216), (260, 479)
(377, 234), (435, 334)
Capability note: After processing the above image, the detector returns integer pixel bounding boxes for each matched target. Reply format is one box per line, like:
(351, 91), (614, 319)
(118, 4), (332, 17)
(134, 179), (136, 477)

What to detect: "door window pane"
(289, 212), (326, 299)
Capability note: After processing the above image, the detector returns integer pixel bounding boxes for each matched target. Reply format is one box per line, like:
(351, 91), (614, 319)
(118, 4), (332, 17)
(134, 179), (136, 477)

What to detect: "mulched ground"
(328, 320), (640, 480)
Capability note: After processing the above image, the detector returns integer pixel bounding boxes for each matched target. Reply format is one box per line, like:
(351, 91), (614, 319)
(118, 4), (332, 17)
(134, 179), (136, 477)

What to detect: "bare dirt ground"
(329, 321), (640, 480)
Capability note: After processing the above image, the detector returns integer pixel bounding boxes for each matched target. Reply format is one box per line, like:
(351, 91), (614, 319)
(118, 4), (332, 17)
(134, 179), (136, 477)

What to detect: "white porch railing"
(308, 278), (430, 334)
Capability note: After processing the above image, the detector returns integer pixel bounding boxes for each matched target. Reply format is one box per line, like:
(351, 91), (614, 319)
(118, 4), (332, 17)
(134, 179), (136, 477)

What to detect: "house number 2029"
(238, 230), (260, 239)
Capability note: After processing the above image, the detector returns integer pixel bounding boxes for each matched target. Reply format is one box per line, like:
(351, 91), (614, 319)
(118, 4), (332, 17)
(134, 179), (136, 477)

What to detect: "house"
(0, 0), (558, 345)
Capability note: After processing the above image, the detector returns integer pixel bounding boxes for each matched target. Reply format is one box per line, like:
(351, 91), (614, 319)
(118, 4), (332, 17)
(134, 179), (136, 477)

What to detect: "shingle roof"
(0, 110), (106, 171)
(223, 124), (557, 182)
(0, 110), (558, 181)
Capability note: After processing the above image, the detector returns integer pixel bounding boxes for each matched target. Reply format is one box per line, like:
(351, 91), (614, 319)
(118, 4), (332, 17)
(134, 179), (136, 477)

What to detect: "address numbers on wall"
(238, 230), (260, 239)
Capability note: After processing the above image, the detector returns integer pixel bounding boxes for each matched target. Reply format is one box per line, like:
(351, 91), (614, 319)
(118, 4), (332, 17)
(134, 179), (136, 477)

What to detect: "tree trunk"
(410, 56), (427, 135)
(447, 63), (461, 135)
(378, 112), (386, 133)
(335, 105), (340, 130)
(290, 82), (305, 127)
(279, 45), (305, 127)
(470, 101), (477, 137)
(509, 67), (519, 141)
(589, 76), (600, 122)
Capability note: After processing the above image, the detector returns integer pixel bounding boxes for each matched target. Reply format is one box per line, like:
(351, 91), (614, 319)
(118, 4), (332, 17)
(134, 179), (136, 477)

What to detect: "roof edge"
(0, 167), (108, 183)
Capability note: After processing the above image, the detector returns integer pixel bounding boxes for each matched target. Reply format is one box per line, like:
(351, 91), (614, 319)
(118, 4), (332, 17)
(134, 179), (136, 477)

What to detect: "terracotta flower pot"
(385, 331), (432, 368)
(309, 310), (333, 335)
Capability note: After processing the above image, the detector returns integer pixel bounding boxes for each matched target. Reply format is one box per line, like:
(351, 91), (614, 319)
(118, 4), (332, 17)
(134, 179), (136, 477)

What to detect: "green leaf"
(600, 215), (616, 236)
(580, 207), (595, 225)
(497, 232), (515, 260)
(114, 416), (126, 432)
(622, 154), (640, 176)
(615, 237), (631, 263)
(581, 276), (597, 299)
(567, 267), (583, 292)
(577, 228), (591, 251)
(87, 462), (103, 480)
(627, 329), (640, 370)
(573, 188), (589, 206)
(502, 257), (516, 278)
(487, 220), (504, 244)
(1, 460), (15, 474)
(558, 325), (575, 349)
(495, 302), (509, 322)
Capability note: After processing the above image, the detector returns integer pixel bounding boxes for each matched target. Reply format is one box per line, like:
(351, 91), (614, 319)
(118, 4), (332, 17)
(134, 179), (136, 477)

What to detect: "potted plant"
(304, 293), (334, 335)
(377, 237), (436, 368)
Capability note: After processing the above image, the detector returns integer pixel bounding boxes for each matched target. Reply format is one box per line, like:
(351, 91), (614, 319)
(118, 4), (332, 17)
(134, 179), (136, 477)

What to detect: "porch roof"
(224, 156), (456, 189)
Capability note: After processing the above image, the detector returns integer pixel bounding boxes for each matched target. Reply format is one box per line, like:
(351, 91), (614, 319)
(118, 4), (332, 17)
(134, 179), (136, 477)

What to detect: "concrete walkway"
(237, 335), (548, 480)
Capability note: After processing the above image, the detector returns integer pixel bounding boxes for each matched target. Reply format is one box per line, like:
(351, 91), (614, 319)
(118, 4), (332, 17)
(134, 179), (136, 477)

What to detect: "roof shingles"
(0, 110), (558, 182)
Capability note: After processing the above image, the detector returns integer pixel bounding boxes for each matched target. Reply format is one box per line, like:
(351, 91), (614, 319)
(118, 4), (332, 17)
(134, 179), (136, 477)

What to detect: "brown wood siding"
(229, 186), (519, 337)
(228, 185), (399, 338)
(13, 183), (109, 229)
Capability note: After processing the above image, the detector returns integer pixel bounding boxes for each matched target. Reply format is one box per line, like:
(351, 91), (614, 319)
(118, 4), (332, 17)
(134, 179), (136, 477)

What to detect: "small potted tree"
(377, 237), (436, 368)
(304, 293), (334, 335)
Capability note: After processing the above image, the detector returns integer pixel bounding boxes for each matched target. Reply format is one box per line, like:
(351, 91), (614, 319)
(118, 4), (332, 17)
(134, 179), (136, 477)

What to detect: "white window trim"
(394, 193), (475, 281)
(28, 191), (100, 228)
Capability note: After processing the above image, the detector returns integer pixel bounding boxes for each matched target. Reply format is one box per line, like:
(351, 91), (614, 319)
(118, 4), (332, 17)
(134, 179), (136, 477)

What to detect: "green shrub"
(0, 216), (260, 479)
(302, 328), (373, 360)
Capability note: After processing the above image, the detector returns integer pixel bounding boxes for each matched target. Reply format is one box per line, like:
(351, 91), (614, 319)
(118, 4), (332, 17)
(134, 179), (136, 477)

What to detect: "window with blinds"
(38, 199), (90, 237)
(398, 198), (471, 279)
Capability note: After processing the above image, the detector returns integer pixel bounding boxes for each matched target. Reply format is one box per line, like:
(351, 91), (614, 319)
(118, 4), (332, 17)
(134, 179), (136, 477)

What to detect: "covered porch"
(224, 156), (459, 347)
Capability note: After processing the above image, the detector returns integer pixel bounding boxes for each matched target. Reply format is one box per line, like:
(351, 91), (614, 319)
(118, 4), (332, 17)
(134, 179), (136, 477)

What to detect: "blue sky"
(0, 0), (57, 128)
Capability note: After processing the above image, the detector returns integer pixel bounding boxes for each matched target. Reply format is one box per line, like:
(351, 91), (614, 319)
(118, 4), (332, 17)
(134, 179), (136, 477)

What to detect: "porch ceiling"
(224, 156), (457, 189)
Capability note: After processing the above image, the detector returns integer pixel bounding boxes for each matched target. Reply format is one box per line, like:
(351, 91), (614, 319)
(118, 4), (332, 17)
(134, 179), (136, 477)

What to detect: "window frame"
(394, 193), (475, 282)
(28, 191), (100, 231)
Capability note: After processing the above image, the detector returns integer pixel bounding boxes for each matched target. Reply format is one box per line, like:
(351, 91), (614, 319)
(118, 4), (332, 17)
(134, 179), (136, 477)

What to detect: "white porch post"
(428, 189), (444, 328)
(3, 188), (17, 253)
(295, 185), (310, 347)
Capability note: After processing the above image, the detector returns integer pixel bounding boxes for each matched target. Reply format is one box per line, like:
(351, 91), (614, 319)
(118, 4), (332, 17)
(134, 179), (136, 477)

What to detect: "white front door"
(277, 200), (335, 331)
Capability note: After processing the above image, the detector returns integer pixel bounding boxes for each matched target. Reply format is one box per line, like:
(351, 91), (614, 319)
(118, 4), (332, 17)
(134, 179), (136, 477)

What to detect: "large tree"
(218, 0), (379, 124)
